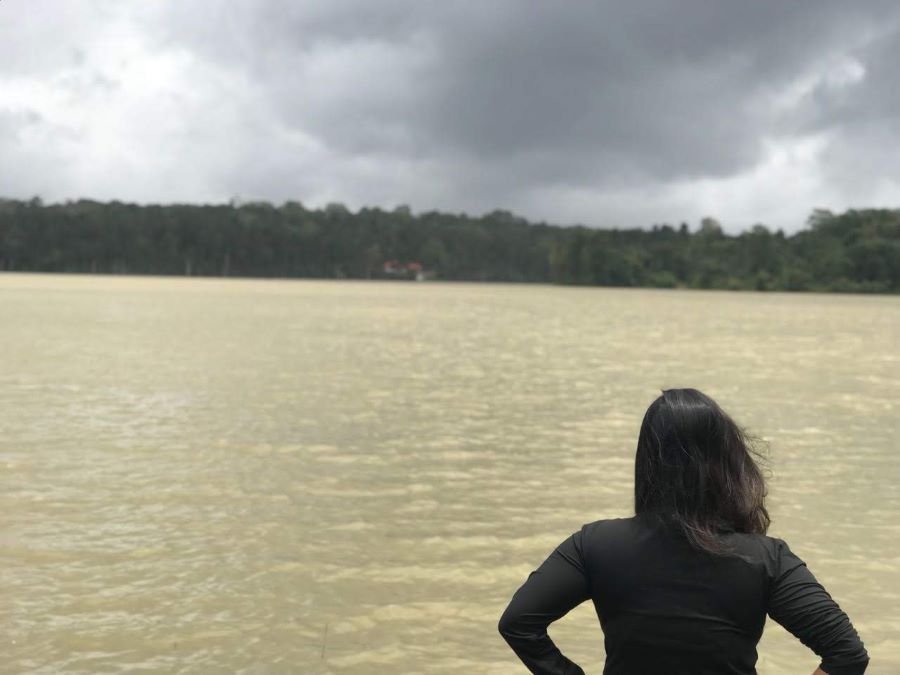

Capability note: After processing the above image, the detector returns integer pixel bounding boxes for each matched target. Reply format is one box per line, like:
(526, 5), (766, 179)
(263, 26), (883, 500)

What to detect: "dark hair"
(634, 388), (770, 554)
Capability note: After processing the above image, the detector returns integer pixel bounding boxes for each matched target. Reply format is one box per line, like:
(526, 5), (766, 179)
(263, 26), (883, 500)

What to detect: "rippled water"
(1, 273), (898, 674)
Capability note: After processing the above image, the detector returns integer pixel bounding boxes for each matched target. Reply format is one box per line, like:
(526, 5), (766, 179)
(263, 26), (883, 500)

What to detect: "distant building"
(382, 260), (435, 281)
(383, 259), (404, 275)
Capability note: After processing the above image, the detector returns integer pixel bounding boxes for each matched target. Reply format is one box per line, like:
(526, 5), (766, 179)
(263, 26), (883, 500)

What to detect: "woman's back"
(499, 515), (869, 674)
(586, 515), (768, 674)
(498, 388), (869, 674)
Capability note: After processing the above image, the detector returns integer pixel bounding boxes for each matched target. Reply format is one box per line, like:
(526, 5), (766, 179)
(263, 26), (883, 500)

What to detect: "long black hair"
(634, 388), (770, 554)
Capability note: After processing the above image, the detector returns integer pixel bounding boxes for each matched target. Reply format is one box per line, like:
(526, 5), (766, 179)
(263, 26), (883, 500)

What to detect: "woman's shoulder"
(720, 530), (793, 554)
(580, 515), (642, 535)
(719, 530), (807, 575)
(577, 515), (651, 546)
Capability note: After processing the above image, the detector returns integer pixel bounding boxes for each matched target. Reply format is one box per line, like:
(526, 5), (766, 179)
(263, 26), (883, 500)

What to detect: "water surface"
(2, 274), (897, 673)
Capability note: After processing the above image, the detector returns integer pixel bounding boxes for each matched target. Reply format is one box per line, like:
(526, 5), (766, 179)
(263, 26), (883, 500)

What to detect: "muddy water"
(2, 274), (897, 674)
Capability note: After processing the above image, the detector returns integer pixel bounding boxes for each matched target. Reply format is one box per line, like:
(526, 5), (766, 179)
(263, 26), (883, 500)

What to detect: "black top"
(498, 515), (869, 674)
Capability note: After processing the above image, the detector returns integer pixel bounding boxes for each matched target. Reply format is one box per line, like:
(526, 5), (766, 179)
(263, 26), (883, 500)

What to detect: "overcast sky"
(3, 1), (900, 233)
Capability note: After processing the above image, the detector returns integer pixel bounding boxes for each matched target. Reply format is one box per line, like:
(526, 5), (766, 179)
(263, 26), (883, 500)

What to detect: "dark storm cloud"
(3, 1), (900, 230)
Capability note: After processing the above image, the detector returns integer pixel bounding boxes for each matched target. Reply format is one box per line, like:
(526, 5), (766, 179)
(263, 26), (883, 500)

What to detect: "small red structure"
(382, 260), (432, 280)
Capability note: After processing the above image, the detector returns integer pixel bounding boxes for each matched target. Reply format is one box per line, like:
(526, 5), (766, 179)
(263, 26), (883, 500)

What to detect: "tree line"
(0, 198), (897, 292)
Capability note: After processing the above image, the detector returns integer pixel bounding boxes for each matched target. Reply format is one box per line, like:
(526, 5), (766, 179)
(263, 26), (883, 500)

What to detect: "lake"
(2, 273), (897, 674)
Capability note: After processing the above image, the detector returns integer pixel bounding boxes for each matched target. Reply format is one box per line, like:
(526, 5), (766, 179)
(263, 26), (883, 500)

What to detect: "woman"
(498, 388), (869, 674)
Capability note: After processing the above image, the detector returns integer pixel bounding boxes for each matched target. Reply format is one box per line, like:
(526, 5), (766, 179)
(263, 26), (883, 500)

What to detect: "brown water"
(1, 273), (898, 674)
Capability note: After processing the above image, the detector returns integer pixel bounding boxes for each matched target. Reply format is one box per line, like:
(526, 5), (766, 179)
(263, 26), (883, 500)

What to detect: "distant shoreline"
(1, 270), (894, 297)
(1, 199), (897, 294)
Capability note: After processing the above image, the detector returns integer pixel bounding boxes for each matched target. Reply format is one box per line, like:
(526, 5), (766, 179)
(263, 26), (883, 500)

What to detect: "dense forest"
(0, 198), (898, 292)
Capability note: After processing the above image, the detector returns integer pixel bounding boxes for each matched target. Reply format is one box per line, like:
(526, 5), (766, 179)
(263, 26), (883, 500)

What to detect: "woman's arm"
(498, 528), (591, 675)
(768, 540), (869, 675)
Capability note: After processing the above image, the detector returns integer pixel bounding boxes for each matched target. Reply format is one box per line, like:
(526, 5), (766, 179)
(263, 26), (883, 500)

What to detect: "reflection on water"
(1, 274), (898, 674)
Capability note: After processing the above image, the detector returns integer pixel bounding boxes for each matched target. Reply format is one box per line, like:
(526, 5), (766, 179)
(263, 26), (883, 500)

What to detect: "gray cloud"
(2, 1), (900, 232)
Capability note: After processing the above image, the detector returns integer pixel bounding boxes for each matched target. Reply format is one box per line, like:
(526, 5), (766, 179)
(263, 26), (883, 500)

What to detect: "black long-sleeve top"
(498, 515), (869, 674)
